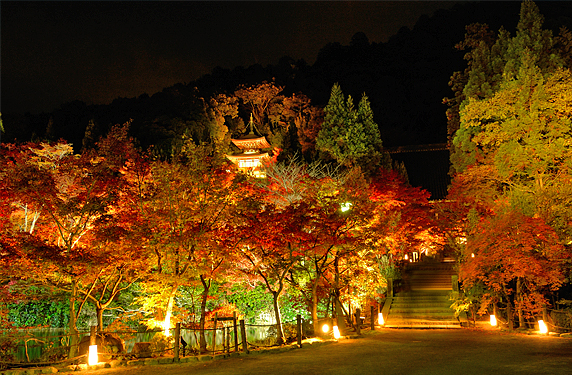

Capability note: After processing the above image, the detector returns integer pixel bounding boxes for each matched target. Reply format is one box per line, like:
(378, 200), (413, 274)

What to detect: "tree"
(137, 140), (242, 350)
(234, 80), (284, 136)
(316, 83), (388, 173)
(445, 2), (572, 327)
(445, 1), (565, 173)
(460, 209), (570, 325)
(456, 57), (572, 241)
(234, 201), (304, 345)
(2, 134), (131, 358)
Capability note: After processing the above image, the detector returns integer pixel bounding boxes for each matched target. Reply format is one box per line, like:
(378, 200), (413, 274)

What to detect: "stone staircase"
(383, 259), (461, 328)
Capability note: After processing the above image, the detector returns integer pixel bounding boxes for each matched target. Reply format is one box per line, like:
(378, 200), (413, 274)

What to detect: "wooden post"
(174, 323), (180, 362)
(296, 314), (302, 347)
(370, 306), (375, 330)
(451, 275), (459, 292)
(225, 326), (230, 354)
(90, 325), (96, 346)
(355, 309), (361, 335)
(387, 278), (393, 298)
(240, 319), (248, 353)
(233, 312), (239, 352)
(212, 312), (218, 355)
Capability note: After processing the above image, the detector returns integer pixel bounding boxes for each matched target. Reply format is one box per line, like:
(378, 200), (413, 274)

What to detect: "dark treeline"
(3, 2), (571, 153)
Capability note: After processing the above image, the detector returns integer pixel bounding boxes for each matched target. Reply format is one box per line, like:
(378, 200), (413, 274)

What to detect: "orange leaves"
(460, 209), (569, 313)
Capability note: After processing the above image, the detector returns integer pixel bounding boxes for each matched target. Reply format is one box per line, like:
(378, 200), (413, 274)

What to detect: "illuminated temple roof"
(225, 115), (272, 178)
(230, 115), (271, 150)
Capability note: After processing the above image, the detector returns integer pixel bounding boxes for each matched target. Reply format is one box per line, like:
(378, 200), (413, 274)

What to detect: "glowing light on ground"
(490, 315), (497, 327)
(88, 345), (98, 366)
(378, 313), (384, 326)
(539, 320), (548, 334)
(322, 324), (330, 333)
(333, 325), (341, 339)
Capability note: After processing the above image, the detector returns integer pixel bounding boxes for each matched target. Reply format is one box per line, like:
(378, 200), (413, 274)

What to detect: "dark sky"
(2, 1), (459, 115)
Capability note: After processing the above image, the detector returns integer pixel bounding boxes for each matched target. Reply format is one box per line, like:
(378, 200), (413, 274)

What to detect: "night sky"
(2, 1), (459, 115)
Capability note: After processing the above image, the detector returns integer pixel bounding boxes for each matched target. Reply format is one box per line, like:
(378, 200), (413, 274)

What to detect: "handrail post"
(233, 311), (239, 352)
(296, 314), (302, 347)
(174, 323), (180, 362)
(212, 313), (218, 355)
(240, 319), (248, 353)
(370, 306), (375, 330)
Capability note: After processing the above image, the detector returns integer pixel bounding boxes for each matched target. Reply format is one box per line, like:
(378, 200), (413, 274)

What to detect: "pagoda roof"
(231, 114), (272, 149)
(231, 137), (271, 150)
(226, 152), (270, 162)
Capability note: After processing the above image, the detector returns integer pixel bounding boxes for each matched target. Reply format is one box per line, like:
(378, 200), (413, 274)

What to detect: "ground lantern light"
(490, 315), (497, 327)
(333, 325), (341, 339)
(378, 312), (385, 326)
(538, 320), (548, 334)
(88, 345), (98, 366)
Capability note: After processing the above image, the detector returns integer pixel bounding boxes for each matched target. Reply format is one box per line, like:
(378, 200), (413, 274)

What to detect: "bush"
(149, 332), (174, 356)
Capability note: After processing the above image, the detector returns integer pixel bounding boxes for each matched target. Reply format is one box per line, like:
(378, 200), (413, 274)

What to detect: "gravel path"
(67, 328), (572, 375)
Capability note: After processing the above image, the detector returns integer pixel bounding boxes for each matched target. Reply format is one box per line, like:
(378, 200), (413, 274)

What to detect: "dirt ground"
(63, 328), (572, 375)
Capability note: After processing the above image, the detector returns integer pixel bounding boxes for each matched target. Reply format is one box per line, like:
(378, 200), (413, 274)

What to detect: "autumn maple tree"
(1, 126), (138, 357)
(460, 209), (569, 326)
(135, 139), (242, 351)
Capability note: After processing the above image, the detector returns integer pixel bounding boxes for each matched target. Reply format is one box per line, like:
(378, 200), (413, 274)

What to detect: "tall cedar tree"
(316, 83), (388, 174)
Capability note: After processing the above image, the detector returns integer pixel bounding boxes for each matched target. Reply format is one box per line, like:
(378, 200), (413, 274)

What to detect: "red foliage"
(460, 210), (570, 315)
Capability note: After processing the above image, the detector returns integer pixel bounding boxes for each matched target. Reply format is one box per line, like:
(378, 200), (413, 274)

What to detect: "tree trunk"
(311, 280), (319, 334)
(516, 278), (525, 328)
(68, 282), (79, 359)
(507, 299), (514, 331)
(96, 305), (104, 332)
(199, 275), (210, 353)
(272, 291), (285, 345)
(333, 256), (346, 332)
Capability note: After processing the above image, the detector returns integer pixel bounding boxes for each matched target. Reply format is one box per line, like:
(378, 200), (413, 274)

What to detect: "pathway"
(72, 329), (572, 375)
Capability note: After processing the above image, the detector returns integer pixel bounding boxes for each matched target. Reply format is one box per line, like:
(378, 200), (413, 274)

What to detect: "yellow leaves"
(28, 142), (74, 170)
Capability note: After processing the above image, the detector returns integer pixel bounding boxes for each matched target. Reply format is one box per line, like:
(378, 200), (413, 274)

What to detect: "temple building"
(226, 115), (272, 178)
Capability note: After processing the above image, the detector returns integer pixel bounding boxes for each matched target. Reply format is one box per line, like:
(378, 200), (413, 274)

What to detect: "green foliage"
(377, 255), (401, 280)
(450, 1), (566, 174)
(316, 83), (387, 173)
(8, 301), (69, 328)
(225, 284), (273, 324)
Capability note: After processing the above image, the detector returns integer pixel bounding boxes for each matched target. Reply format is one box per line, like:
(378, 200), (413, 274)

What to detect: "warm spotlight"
(333, 325), (341, 339)
(490, 315), (497, 327)
(539, 320), (548, 334)
(378, 312), (384, 326)
(322, 324), (330, 333)
(88, 345), (98, 366)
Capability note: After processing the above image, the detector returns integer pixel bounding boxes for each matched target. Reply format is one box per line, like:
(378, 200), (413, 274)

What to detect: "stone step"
(391, 306), (452, 311)
(384, 321), (461, 329)
(392, 299), (451, 305)
(386, 261), (459, 329)
(388, 313), (456, 320)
